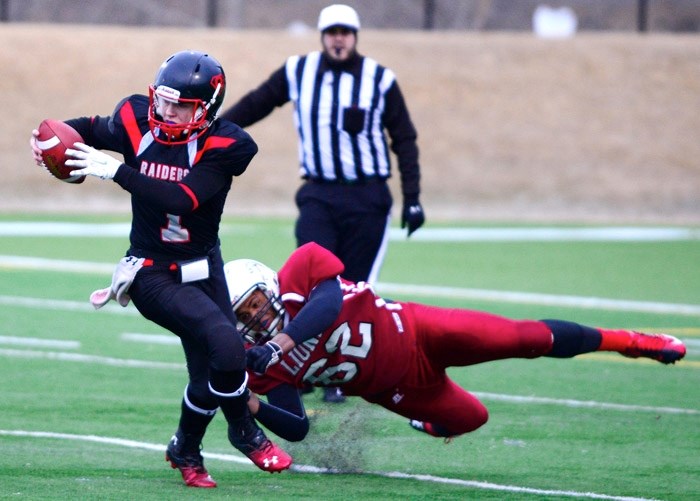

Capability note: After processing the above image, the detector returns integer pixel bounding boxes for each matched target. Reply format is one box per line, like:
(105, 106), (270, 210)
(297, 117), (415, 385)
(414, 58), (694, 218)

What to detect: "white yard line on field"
(387, 226), (700, 242)
(0, 335), (79, 349)
(473, 392), (698, 415)
(0, 255), (115, 273)
(0, 348), (183, 370)
(377, 283), (700, 316)
(2, 254), (700, 317)
(0, 346), (696, 415)
(1, 221), (699, 241)
(121, 332), (181, 345)
(4, 286), (698, 318)
(0, 429), (661, 501)
(0, 294), (140, 315)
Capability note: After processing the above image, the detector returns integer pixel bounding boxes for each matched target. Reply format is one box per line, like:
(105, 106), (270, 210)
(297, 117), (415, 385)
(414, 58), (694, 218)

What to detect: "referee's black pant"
(294, 178), (392, 284)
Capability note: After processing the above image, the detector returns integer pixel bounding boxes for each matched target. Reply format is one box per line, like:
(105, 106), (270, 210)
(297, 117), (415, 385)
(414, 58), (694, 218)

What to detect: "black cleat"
(165, 432), (217, 488)
(228, 411), (292, 473)
(322, 387), (346, 403)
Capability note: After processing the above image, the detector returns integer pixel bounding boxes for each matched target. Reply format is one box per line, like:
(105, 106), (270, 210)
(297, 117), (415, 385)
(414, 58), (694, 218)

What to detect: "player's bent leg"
(162, 373), (221, 487)
(165, 385), (219, 487)
(368, 377), (488, 441)
(211, 368), (293, 473)
(228, 408), (293, 473)
(415, 379), (488, 438)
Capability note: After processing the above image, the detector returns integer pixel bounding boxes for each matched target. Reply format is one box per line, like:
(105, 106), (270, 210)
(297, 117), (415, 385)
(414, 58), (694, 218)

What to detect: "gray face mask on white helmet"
(223, 259), (286, 345)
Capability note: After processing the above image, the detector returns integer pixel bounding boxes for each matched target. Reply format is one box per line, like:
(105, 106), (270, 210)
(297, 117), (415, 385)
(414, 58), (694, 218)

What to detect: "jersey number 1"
(161, 214), (191, 243)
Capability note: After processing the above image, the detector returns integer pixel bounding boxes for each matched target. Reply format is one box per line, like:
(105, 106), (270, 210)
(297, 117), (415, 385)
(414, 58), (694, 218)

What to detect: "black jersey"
(67, 95), (257, 260)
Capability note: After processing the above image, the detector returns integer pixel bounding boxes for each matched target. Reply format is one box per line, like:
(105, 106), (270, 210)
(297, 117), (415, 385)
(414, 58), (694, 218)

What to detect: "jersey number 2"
(303, 321), (372, 385)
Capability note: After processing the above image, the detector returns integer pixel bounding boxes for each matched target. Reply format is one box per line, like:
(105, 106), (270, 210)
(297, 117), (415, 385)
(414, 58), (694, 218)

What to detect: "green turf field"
(1, 214), (698, 500)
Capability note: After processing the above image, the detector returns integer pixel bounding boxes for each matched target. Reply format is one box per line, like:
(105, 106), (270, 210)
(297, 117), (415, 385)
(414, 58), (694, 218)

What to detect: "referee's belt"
(305, 176), (386, 186)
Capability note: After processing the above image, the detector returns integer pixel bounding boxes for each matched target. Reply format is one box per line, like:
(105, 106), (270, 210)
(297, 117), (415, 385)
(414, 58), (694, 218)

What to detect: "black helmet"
(148, 50), (226, 144)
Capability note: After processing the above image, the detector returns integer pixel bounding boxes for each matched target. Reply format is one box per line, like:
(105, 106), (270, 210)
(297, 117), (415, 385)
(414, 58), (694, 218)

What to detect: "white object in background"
(287, 20), (311, 36)
(533, 5), (578, 38)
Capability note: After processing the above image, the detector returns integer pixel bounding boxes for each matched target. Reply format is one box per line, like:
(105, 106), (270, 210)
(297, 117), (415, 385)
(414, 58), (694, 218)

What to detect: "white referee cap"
(317, 4), (361, 32)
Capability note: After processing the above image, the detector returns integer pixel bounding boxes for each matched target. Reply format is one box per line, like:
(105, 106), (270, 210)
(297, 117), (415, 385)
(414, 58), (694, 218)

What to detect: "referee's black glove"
(246, 341), (284, 374)
(401, 195), (425, 237)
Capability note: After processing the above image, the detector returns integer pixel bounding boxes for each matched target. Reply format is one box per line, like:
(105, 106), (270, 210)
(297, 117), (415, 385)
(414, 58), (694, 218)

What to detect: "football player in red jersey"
(224, 242), (686, 443)
(29, 50), (291, 487)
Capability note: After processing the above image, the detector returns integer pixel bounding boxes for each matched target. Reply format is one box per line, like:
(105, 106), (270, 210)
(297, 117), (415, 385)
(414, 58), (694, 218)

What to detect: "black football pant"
(128, 247), (246, 412)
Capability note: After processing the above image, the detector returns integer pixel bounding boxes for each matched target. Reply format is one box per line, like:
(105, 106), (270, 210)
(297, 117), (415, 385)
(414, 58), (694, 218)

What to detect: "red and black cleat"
(622, 332), (686, 364)
(229, 411), (292, 473)
(165, 434), (217, 488)
(409, 420), (455, 443)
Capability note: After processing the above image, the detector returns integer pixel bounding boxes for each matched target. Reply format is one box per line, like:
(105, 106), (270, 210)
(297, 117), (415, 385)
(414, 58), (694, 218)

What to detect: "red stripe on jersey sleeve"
(118, 101), (143, 154)
(178, 183), (199, 211)
(193, 136), (236, 164)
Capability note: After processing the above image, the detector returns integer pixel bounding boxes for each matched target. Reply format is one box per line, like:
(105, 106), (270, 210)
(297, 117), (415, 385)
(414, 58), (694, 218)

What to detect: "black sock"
(542, 319), (602, 358)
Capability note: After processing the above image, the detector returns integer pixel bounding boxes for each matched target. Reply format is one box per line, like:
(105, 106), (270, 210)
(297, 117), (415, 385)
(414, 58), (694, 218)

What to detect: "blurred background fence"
(4, 1), (699, 222)
(1, 0), (700, 32)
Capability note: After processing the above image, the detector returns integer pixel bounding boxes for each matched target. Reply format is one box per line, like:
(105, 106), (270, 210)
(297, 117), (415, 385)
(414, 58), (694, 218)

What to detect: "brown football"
(36, 119), (85, 184)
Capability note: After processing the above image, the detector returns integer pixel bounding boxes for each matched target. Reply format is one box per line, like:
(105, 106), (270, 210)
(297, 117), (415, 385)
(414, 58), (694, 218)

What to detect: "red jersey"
(247, 242), (416, 396)
(246, 243), (554, 436)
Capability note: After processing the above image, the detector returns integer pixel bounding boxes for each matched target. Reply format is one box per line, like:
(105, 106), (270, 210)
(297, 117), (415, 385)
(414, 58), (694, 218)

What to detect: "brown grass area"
(5, 24), (700, 223)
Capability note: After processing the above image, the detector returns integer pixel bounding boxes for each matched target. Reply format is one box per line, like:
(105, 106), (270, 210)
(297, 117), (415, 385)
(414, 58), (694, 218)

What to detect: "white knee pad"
(208, 372), (249, 398)
(183, 384), (218, 416)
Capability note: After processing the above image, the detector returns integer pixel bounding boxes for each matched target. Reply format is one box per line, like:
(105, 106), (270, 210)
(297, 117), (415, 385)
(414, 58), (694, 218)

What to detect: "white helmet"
(317, 4), (361, 32)
(223, 259), (285, 345)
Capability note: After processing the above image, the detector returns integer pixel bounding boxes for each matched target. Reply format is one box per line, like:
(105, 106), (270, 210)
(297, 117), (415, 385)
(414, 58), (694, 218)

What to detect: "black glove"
(401, 196), (425, 237)
(246, 341), (284, 374)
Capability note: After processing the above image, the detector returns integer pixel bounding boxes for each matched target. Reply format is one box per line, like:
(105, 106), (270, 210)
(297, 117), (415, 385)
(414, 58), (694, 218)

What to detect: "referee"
(221, 3), (425, 402)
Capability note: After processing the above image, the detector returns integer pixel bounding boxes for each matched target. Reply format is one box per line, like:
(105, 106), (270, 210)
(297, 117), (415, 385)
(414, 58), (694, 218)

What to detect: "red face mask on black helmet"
(148, 50), (226, 145)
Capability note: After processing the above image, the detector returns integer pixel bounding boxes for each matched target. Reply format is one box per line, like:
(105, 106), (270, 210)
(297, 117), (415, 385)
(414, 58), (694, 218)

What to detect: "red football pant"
(364, 303), (553, 435)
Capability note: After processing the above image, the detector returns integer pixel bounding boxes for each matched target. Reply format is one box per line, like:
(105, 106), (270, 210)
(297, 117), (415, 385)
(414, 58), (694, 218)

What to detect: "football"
(36, 119), (85, 184)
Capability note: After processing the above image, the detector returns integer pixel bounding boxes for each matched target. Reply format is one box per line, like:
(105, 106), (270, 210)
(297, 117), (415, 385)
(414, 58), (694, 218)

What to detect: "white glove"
(66, 142), (122, 180)
(90, 256), (146, 309)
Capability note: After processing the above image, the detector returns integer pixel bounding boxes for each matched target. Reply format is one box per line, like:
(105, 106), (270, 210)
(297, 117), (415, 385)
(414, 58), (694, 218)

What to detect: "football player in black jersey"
(30, 50), (291, 488)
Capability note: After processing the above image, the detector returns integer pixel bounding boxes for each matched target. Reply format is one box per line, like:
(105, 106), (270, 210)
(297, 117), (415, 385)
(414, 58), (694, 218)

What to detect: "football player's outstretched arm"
(283, 278), (343, 345)
(247, 278), (342, 373)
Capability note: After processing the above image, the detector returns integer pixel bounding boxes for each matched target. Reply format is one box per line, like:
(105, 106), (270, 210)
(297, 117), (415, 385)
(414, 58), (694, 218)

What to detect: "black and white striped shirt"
(222, 51), (420, 196)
